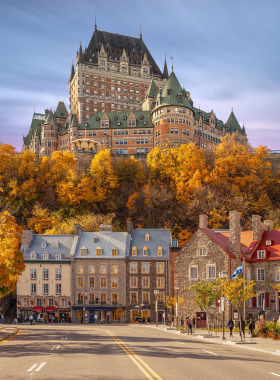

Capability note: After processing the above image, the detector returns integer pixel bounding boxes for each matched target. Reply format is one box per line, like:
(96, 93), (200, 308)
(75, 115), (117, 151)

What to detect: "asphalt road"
(0, 323), (280, 380)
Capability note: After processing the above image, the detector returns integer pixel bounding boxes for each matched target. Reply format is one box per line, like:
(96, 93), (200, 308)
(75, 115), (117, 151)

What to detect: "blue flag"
(232, 262), (243, 280)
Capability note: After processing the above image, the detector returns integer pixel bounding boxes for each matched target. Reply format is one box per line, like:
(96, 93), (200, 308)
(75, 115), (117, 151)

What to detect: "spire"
(77, 41), (84, 63)
(94, 12), (97, 31)
(70, 114), (79, 128)
(140, 24), (142, 40)
(162, 52), (168, 79)
(225, 110), (242, 133)
(69, 60), (75, 81)
(170, 56), (174, 72)
(146, 78), (158, 98)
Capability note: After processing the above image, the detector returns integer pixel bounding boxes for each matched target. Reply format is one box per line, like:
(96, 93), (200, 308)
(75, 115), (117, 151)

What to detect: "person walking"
(107, 315), (110, 324)
(239, 317), (245, 339)
(228, 317), (234, 337)
(249, 318), (255, 336)
(192, 317), (196, 333)
(29, 315), (33, 325)
(188, 317), (192, 335)
(180, 317), (184, 331)
(186, 317), (189, 334)
(101, 316), (103, 324)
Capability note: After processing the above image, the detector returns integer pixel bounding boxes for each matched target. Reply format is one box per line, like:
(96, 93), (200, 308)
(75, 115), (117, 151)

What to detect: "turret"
(69, 61), (75, 82)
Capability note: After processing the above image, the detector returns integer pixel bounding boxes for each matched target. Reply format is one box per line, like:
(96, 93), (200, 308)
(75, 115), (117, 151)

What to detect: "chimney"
(263, 220), (273, 231)
(127, 221), (133, 235)
(45, 109), (49, 118)
(73, 224), (85, 236)
(252, 215), (264, 241)
(199, 214), (208, 229)
(229, 211), (241, 262)
(21, 230), (33, 248)
(99, 224), (112, 233)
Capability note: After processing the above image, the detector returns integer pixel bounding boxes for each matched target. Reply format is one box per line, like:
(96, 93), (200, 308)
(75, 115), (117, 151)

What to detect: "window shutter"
(265, 292), (269, 308)
(252, 297), (256, 307)
(215, 298), (219, 307)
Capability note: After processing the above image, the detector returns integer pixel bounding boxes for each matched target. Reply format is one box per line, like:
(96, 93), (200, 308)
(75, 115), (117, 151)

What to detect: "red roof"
(201, 229), (236, 258)
(250, 230), (280, 261)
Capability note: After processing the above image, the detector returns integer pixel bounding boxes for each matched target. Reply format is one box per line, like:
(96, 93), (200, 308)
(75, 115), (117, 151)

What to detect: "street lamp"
(154, 290), (159, 326)
(174, 285), (179, 328)
(219, 271), (228, 340)
(83, 293), (88, 324)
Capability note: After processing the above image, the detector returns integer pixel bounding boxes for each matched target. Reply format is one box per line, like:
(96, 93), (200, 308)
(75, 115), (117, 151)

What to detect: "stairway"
(266, 312), (280, 322)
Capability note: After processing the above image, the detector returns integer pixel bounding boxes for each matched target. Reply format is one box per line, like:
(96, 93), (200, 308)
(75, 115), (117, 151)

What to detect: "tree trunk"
(237, 307), (243, 342)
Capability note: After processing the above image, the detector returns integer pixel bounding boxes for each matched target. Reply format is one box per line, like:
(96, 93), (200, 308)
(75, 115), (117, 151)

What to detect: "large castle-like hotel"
(22, 23), (247, 157)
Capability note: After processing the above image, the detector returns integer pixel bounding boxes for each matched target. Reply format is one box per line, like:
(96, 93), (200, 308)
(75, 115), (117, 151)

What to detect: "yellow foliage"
(165, 296), (185, 308)
(27, 204), (54, 234)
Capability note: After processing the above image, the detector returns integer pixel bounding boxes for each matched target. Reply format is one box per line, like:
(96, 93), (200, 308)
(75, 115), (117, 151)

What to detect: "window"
(89, 293), (95, 303)
(143, 292), (149, 303)
(190, 266), (198, 280)
(96, 249), (102, 256)
(257, 250), (266, 259)
(24, 298), (29, 307)
(80, 248), (87, 256)
(55, 268), (62, 280)
(78, 277), (83, 288)
(142, 277), (149, 288)
(157, 263), (164, 274)
(145, 234), (150, 241)
(55, 253), (62, 260)
(207, 265), (216, 279)
(111, 249), (118, 256)
(132, 246), (137, 256)
(56, 284), (62, 294)
(131, 292), (137, 303)
(257, 268), (265, 281)
(37, 298), (42, 307)
(130, 277), (137, 288)
(143, 246), (148, 256)
(199, 248), (207, 256)
(157, 278), (164, 288)
(48, 299), (53, 307)
(30, 269), (37, 280)
(77, 265), (83, 273)
(112, 264), (118, 274)
(43, 253), (49, 260)
(53, 242), (59, 248)
(89, 264), (95, 273)
(62, 299), (67, 308)
(275, 268), (280, 281)
(41, 242), (46, 248)
(31, 283), (37, 294)
(43, 283), (49, 294)
(142, 263), (149, 273)
(101, 293), (106, 304)
(112, 294), (118, 304)
(257, 292), (265, 308)
(130, 263), (137, 273)
(43, 269), (49, 280)
(89, 277), (95, 288)
(159, 292), (165, 303)
(77, 293), (82, 302)
(100, 264), (106, 274)
(112, 277), (118, 288)
(157, 247), (163, 256)
(101, 277), (107, 288)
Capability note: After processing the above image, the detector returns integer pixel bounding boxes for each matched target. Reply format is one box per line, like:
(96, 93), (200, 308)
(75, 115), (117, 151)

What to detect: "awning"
(45, 307), (54, 312)
(33, 307), (42, 311)
(72, 306), (120, 311)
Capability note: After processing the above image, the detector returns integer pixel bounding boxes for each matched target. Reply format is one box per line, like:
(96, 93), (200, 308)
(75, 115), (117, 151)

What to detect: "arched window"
(145, 234), (150, 241)
(157, 246), (163, 256)
(143, 246), (148, 256)
(132, 246), (137, 256)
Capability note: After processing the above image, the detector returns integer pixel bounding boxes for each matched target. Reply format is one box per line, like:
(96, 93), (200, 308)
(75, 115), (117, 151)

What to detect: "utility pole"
(174, 285), (179, 328)
(219, 271), (228, 340)
(154, 290), (159, 326)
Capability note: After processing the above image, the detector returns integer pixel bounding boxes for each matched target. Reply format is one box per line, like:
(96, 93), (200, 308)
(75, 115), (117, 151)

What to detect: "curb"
(0, 328), (19, 344)
(145, 325), (280, 357)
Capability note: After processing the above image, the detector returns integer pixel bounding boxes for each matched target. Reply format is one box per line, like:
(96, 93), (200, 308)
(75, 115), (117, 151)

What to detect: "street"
(0, 324), (279, 380)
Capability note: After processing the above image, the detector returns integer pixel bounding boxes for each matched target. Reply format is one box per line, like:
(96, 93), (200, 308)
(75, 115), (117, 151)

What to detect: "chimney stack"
(73, 224), (85, 236)
(127, 221), (133, 235)
(264, 220), (273, 231)
(21, 230), (33, 248)
(229, 211), (241, 262)
(252, 215), (264, 241)
(199, 214), (208, 229)
(99, 224), (112, 233)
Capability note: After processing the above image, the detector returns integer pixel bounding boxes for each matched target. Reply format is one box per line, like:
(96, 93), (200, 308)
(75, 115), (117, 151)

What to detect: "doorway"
(196, 312), (207, 328)
(142, 310), (149, 319)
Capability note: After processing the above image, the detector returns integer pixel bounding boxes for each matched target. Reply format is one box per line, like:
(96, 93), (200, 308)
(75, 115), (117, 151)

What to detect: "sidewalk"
(146, 324), (280, 357)
(0, 325), (18, 342)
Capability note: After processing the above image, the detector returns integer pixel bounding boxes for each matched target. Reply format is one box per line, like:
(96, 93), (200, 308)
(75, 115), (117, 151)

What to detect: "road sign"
(220, 297), (225, 311)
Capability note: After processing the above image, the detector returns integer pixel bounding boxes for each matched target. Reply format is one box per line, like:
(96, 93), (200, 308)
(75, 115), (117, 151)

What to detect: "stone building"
(174, 212), (279, 327)
(126, 222), (171, 322)
(17, 232), (73, 321)
(71, 225), (130, 323)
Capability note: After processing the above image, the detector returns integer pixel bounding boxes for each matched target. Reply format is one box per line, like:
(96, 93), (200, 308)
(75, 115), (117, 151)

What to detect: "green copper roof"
(23, 114), (44, 145)
(54, 101), (68, 119)
(44, 110), (58, 126)
(146, 78), (158, 98)
(71, 114), (79, 127)
(225, 111), (243, 134)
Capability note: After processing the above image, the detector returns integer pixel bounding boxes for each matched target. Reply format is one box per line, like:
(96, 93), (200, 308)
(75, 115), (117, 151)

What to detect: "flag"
(232, 262), (243, 280)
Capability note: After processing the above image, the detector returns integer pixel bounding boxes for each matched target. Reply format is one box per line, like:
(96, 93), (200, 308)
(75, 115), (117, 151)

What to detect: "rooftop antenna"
(170, 56), (174, 71)
(140, 24), (142, 40)
(94, 12), (97, 31)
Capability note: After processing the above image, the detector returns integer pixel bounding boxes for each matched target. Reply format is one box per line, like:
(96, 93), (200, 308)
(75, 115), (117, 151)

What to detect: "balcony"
(112, 301), (118, 305)
(77, 300), (83, 304)
(101, 301), (106, 305)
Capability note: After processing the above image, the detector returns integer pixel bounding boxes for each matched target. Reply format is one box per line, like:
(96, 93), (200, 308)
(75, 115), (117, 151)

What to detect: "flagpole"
(243, 257), (246, 341)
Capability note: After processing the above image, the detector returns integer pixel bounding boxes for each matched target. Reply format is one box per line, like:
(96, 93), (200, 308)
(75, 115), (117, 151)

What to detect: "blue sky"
(0, 0), (279, 150)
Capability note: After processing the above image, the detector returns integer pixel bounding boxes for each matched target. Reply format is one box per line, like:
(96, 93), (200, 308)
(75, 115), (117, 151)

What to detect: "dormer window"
(157, 246), (163, 256)
(178, 98), (182, 104)
(257, 250), (266, 259)
(94, 238), (99, 243)
(167, 90), (171, 95)
(132, 246), (137, 256)
(41, 242), (47, 248)
(30, 252), (37, 260)
(53, 242), (59, 248)
(111, 249), (118, 256)
(43, 253), (49, 260)
(80, 248), (87, 256)
(96, 248), (102, 256)
(56, 253), (62, 260)
(145, 234), (150, 241)
(143, 246), (148, 256)
(266, 240), (273, 246)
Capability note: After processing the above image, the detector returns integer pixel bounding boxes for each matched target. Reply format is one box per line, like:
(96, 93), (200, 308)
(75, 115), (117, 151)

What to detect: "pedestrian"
(238, 317), (245, 338)
(29, 315), (33, 325)
(248, 318), (255, 335)
(107, 315), (110, 324)
(1, 314), (4, 324)
(228, 317), (234, 337)
(188, 317), (192, 335)
(168, 315), (171, 326)
(13, 318), (18, 324)
(80, 315), (83, 324)
(192, 317), (196, 333)
(186, 317), (189, 334)
(180, 316), (184, 330)
(50, 314), (54, 323)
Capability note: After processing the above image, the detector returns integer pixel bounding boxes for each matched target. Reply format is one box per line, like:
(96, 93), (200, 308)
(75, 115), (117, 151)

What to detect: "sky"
(0, 0), (280, 151)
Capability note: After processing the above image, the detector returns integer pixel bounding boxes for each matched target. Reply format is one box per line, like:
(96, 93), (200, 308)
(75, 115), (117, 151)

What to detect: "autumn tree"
(27, 204), (54, 234)
(0, 211), (25, 297)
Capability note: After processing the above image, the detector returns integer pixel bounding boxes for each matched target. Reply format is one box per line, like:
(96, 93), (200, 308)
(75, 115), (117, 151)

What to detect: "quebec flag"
(232, 262), (243, 280)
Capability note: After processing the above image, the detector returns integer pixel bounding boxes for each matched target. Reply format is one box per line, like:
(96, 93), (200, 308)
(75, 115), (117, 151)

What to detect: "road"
(0, 323), (279, 380)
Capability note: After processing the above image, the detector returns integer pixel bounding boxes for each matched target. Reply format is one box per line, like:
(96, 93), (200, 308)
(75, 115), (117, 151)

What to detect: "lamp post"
(174, 285), (179, 327)
(154, 290), (159, 326)
(83, 293), (88, 324)
(219, 271), (228, 340)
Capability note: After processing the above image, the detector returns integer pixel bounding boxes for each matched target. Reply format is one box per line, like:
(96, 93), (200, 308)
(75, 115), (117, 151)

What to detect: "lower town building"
(17, 231), (73, 322)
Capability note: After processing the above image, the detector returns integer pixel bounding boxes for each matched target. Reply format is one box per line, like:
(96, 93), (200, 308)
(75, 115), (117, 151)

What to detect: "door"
(132, 310), (138, 321)
(89, 311), (95, 323)
(196, 312), (207, 328)
(158, 311), (163, 323)
(142, 310), (149, 319)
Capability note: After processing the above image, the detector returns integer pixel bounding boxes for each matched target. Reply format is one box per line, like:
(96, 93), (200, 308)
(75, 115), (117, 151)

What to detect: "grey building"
(71, 225), (130, 323)
(127, 222), (171, 322)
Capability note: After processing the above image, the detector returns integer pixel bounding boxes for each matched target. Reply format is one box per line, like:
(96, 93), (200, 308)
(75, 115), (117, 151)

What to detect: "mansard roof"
(54, 101), (68, 119)
(44, 110), (58, 126)
(193, 107), (224, 130)
(81, 29), (163, 77)
(129, 229), (171, 260)
(23, 113), (44, 145)
(146, 78), (158, 98)
(79, 110), (152, 129)
(225, 110), (245, 134)
(71, 114), (79, 127)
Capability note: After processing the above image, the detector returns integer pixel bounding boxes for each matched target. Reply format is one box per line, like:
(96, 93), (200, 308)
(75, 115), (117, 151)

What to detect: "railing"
(101, 301), (106, 305)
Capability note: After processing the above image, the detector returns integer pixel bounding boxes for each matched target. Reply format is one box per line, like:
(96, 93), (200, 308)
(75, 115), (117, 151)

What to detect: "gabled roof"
(70, 114), (79, 127)
(23, 113), (44, 145)
(54, 101), (68, 119)
(200, 229), (236, 258)
(193, 107), (224, 130)
(44, 110), (58, 126)
(225, 111), (243, 134)
(146, 78), (158, 98)
(250, 230), (280, 261)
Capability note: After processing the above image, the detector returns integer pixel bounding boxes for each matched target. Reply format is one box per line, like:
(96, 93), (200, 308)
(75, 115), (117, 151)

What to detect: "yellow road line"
(107, 331), (163, 380)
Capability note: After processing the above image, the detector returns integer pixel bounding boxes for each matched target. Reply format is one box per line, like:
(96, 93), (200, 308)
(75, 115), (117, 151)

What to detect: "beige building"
(17, 231), (74, 322)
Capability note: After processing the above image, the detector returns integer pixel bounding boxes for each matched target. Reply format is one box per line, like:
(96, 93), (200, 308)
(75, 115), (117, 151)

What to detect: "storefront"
(130, 306), (151, 322)
(72, 306), (124, 323)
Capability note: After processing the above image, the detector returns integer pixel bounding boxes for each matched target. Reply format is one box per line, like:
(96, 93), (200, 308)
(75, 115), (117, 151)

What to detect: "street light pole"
(219, 271), (228, 341)
(174, 285), (179, 328)
(154, 290), (159, 326)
